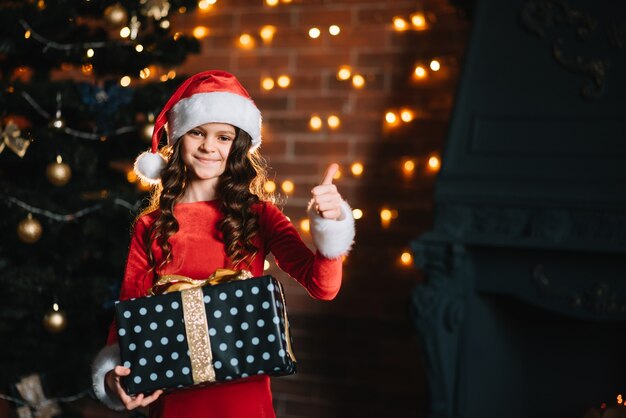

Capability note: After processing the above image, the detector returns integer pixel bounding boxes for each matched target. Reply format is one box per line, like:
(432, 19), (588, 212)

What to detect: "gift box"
(114, 274), (296, 395)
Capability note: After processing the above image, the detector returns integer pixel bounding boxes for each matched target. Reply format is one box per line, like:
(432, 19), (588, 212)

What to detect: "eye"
(218, 135), (234, 142)
(188, 129), (204, 137)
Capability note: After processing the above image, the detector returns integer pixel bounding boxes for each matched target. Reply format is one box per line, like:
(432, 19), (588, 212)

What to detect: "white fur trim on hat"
(134, 150), (167, 184)
(307, 200), (355, 259)
(92, 344), (125, 411)
(168, 91), (262, 148)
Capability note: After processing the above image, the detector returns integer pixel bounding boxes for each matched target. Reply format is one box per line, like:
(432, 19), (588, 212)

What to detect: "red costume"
(94, 200), (348, 418)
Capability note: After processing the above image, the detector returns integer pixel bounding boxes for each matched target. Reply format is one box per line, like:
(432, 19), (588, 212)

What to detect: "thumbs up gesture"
(309, 163), (345, 221)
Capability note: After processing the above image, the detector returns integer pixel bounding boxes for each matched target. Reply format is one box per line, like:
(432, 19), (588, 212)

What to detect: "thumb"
(321, 163), (339, 185)
(114, 365), (131, 376)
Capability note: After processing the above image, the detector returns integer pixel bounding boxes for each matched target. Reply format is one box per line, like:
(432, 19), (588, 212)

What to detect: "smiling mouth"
(195, 157), (221, 164)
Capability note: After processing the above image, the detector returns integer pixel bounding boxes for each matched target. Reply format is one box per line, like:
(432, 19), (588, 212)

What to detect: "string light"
(120, 76), (131, 87)
(352, 208), (363, 220)
(350, 162), (364, 177)
(309, 115), (322, 130)
(238, 33), (255, 49)
(385, 111), (398, 125)
(403, 159), (415, 175)
(167, 70), (176, 79)
(120, 27), (131, 38)
(410, 12), (428, 30)
(281, 180), (295, 194)
(329, 25), (341, 36)
(400, 251), (413, 266)
(126, 169), (138, 183)
(393, 17), (408, 31)
(259, 25), (276, 43)
(327, 115), (340, 129)
(380, 208), (398, 228)
(308, 27), (321, 39)
(337, 65), (352, 80)
(266, 0), (279, 6)
(427, 155), (441, 172)
(261, 77), (275, 90)
(160, 20), (170, 29)
(430, 59), (441, 71)
(197, 0), (212, 10)
(264, 259), (271, 270)
(24, 30), (31, 39)
(264, 180), (276, 193)
(352, 74), (365, 88)
(193, 26), (209, 39)
(135, 44), (144, 52)
(138, 179), (152, 191)
(380, 208), (392, 228)
(81, 63), (93, 74)
(173, 32), (183, 41)
(139, 67), (150, 79)
(277, 75), (291, 88)
(299, 219), (310, 232)
(414, 65), (427, 79)
(86, 48), (94, 58)
(400, 109), (414, 122)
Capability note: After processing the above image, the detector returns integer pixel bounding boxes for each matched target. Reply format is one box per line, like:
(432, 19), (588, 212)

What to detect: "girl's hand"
(310, 163), (344, 220)
(105, 366), (163, 410)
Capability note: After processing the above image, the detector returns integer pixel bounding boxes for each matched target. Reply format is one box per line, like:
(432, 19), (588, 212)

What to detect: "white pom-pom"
(134, 151), (166, 183)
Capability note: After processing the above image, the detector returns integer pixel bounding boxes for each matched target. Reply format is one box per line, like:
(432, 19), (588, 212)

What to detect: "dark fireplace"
(408, 0), (626, 417)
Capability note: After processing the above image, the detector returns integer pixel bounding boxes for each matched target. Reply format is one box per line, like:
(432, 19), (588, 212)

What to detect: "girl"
(92, 70), (355, 417)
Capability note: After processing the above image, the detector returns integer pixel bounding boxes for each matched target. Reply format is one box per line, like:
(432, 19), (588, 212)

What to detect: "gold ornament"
(104, 3), (128, 27)
(17, 213), (42, 244)
(1, 120), (30, 158)
(43, 303), (67, 333)
(46, 155), (72, 186)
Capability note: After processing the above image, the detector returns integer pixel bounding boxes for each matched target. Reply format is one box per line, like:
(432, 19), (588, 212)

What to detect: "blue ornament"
(76, 81), (134, 135)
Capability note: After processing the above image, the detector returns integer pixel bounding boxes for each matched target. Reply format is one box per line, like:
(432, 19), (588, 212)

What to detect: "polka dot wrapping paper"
(114, 275), (296, 395)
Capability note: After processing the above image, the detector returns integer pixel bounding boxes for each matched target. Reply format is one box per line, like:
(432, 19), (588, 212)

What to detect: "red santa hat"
(134, 70), (262, 183)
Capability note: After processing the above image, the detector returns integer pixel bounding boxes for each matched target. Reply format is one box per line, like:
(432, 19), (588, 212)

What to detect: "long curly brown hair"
(138, 127), (272, 276)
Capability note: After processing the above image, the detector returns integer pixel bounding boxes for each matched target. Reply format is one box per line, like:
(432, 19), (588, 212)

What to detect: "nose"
(198, 136), (217, 152)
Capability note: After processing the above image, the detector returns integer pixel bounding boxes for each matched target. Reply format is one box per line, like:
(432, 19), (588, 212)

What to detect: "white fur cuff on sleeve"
(92, 344), (125, 411)
(308, 200), (355, 259)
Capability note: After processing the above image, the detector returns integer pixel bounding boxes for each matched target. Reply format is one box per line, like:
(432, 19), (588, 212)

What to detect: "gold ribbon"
(181, 287), (215, 384)
(151, 269), (252, 295)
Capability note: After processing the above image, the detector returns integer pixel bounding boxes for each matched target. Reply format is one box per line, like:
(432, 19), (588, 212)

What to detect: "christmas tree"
(0, 0), (200, 408)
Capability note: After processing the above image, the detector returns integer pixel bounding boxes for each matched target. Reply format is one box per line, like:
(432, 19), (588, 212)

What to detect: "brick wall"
(176, 1), (470, 417)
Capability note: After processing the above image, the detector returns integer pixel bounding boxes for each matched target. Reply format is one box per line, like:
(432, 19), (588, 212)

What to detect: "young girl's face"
(180, 122), (236, 183)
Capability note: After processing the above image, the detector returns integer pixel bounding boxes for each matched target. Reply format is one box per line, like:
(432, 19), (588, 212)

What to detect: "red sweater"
(107, 200), (342, 418)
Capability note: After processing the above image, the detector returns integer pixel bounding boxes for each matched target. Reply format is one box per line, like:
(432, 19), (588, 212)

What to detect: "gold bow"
(151, 269), (253, 295)
(14, 374), (61, 418)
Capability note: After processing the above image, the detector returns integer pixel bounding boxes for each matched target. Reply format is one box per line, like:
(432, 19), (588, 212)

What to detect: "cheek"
(220, 142), (234, 159)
